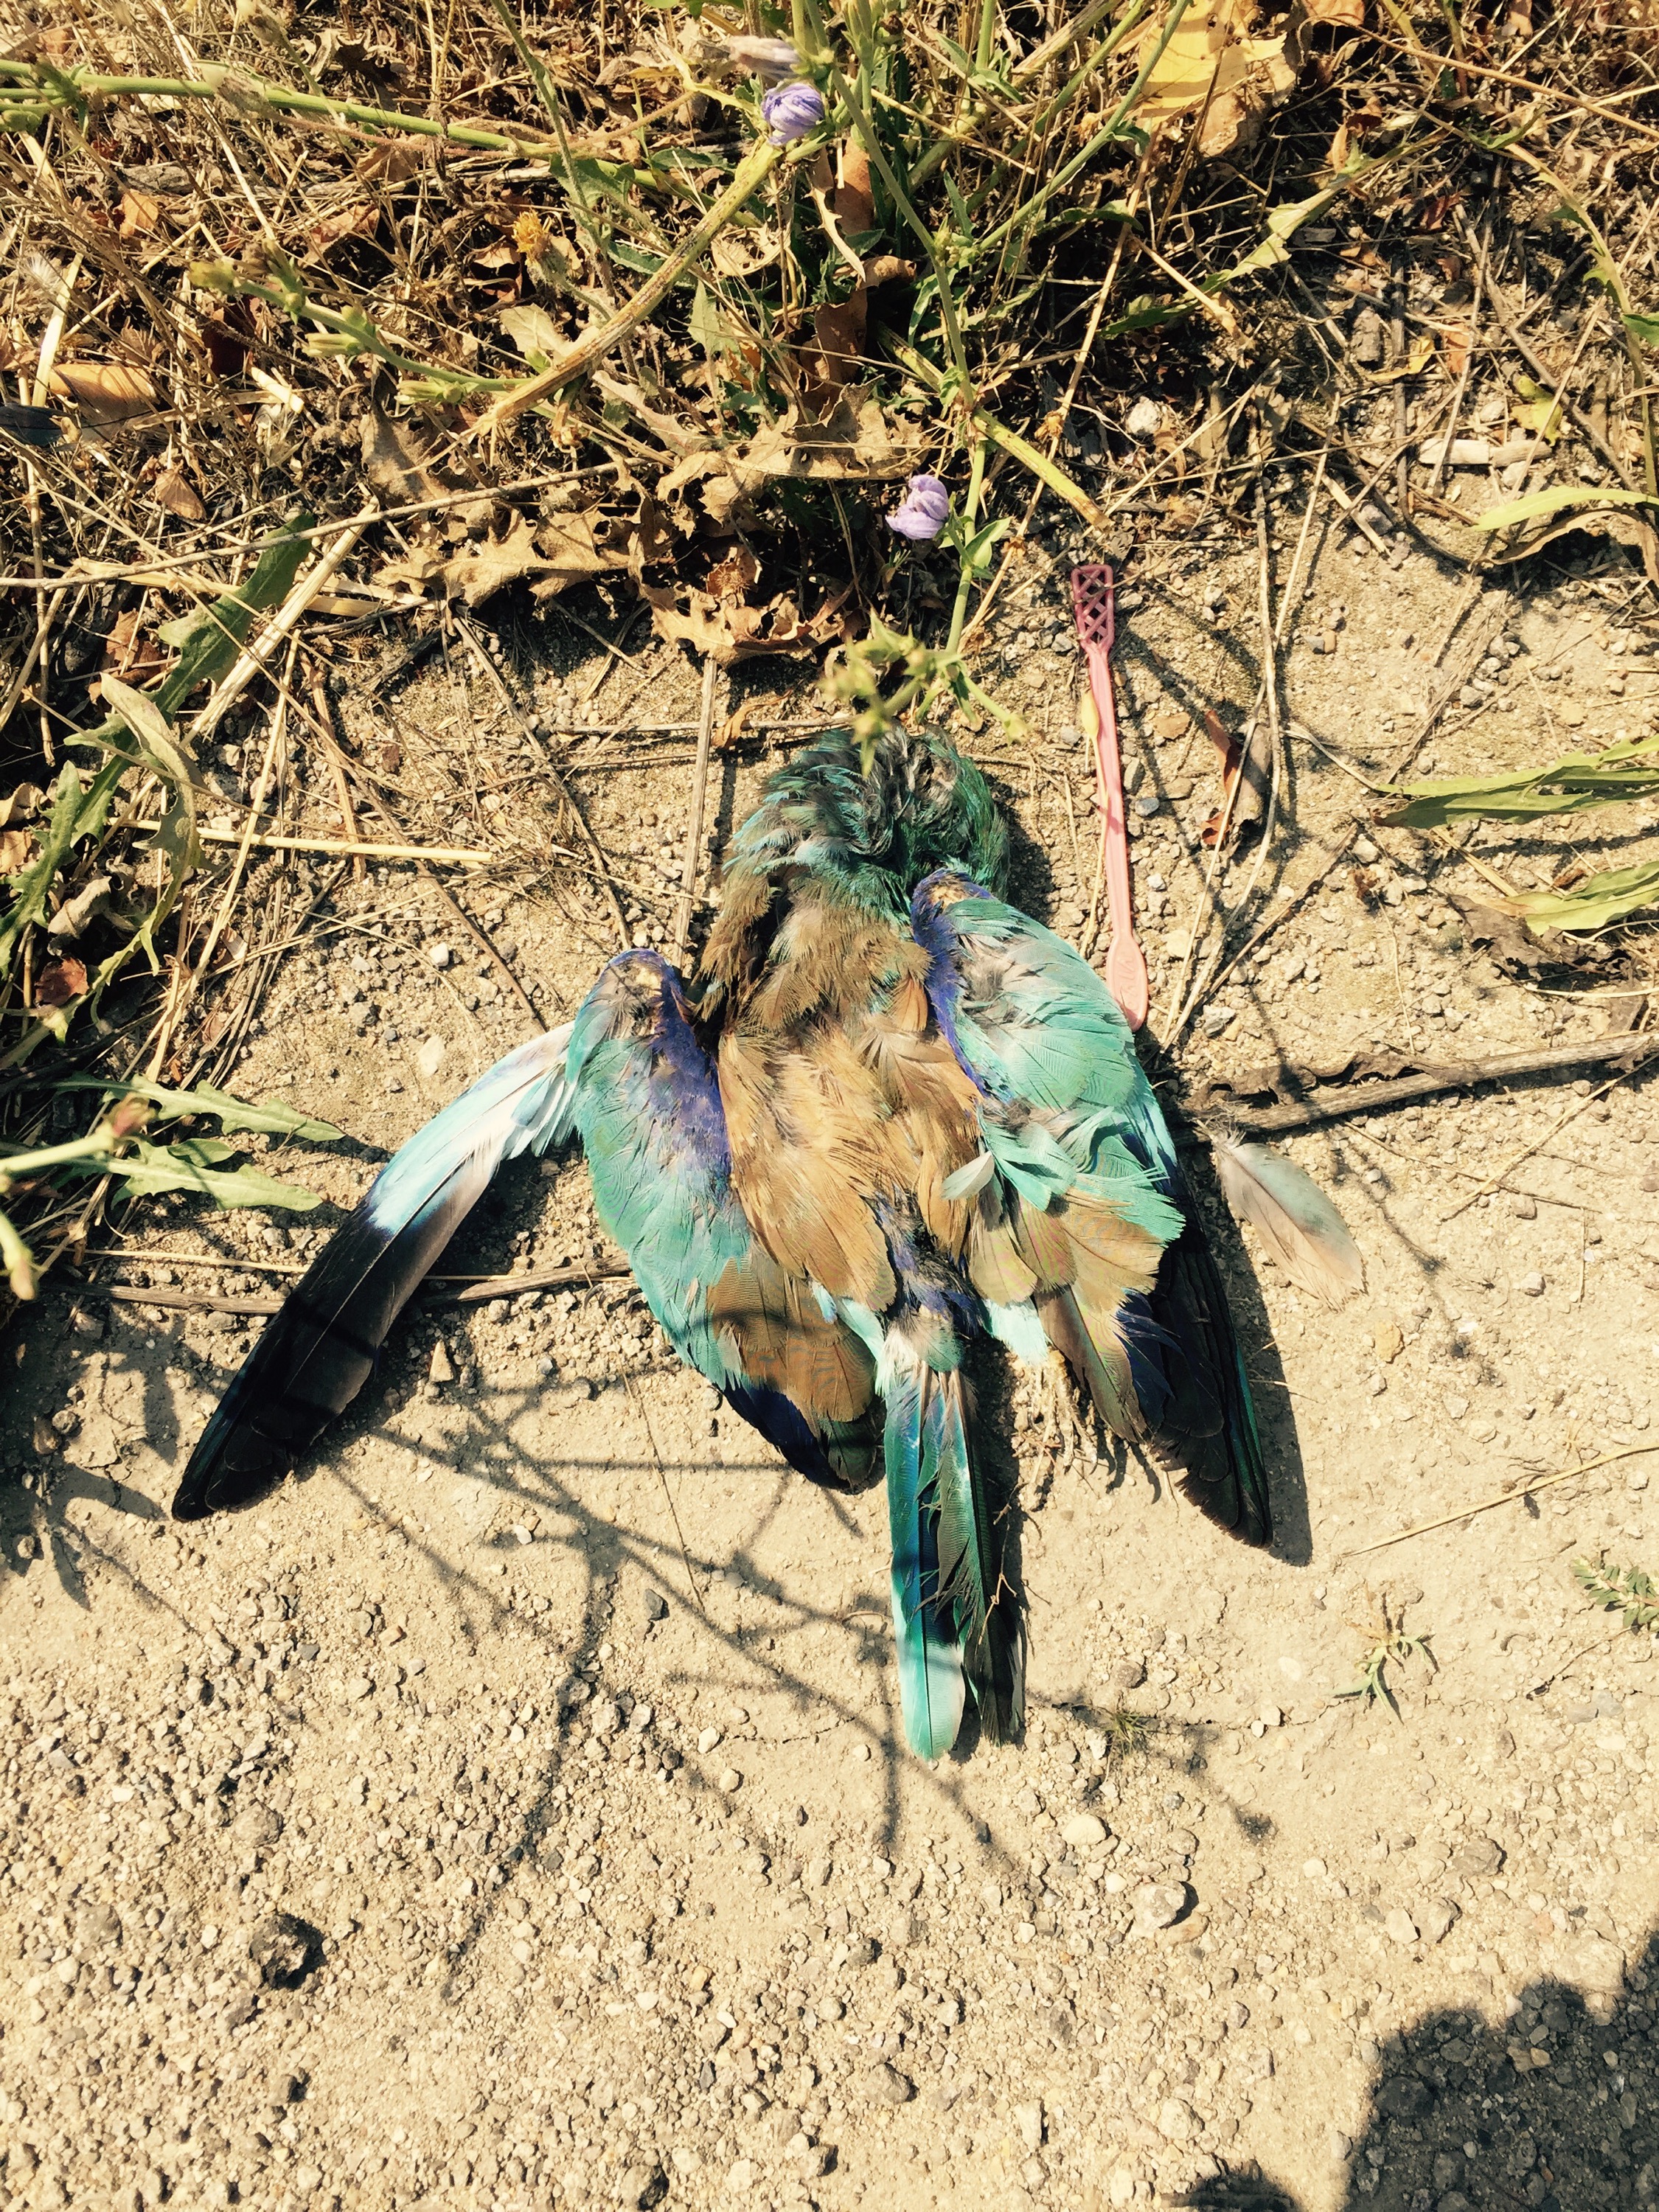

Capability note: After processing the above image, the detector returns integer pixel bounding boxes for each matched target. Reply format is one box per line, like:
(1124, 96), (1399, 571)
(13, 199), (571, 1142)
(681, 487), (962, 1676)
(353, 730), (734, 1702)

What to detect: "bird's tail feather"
(1141, 1221), (1272, 1546)
(886, 1360), (1023, 1758)
(1021, 1189), (1272, 1548)
(172, 1026), (574, 1521)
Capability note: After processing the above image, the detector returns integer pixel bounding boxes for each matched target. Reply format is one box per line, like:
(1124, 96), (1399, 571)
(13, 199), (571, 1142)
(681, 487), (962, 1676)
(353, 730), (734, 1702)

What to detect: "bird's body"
(175, 728), (1305, 1759)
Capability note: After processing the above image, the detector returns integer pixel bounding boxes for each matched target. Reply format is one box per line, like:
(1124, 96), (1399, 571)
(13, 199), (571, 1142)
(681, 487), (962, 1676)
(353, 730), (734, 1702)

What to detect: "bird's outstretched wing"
(175, 950), (882, 1522)
(568, 953), (880, 1489)
(173, 1024), (579, 1521)
(914, 870), (1271, 1546)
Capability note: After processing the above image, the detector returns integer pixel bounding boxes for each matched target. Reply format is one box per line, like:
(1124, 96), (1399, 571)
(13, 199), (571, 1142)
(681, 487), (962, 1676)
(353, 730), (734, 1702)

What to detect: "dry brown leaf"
(356, 136), (431, 184)
(1199, 707), (1270, 846)
(810, 295), (868, 391)
(94, 608), (167, 690)
(117, 188), (162, 238)
(1137, 0), (1304, 159)
(308, 203), (380, 254)
(715, 699), (759, 752)
(380, 509), (643, 608)
(0, 785), (43, 830)
(35, 956), (87, 1010)
(152, 465), (205, 521)
(640, 580), (854, 668)
(710, 228), (782, 280)
(1302, 0), (1364, 21)
(48, 359), (155, 424)
(730, 387), (918, 495)
(499, 303), (564, 364)
(361, 398), (451, 507)
(706, 546), (761, 601)
(591, 371), (710, 459)
(0, 830), (35, 874)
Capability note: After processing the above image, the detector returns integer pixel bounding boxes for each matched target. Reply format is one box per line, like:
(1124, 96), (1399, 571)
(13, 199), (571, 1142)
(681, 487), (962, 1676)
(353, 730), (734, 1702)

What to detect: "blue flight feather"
(885, 1363), (967, 1761)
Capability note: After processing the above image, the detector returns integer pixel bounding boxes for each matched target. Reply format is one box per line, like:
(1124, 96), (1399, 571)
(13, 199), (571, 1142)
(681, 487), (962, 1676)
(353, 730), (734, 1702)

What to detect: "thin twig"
(1341, 1444), (1659, 1562)
(453, 615), (631, 950)
(309, 661), (364, 884)
(672, 657), (720, 967)
(1439, 1054), (1649, 1222)
(1209, 1029), (1659, 1136)
(197, 829), (494, 864)
(190, 520), (369, 742)
(1427, 218), (1489, 500)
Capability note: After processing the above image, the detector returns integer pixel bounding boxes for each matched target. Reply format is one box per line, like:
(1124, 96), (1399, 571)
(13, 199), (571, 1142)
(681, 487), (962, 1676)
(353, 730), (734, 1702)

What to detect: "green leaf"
(1573, 1555), (1659, 1631)
(1223, 181), (1343, 281)
(153, 516), (312, 717)
(1624, 312), (1659, 348)
(97, 672), (201, 967)
(1377, 734), (1659, 829)
(1470, 482), (1659, 534)
(0, 762), (82, 970)
(688, 279), (748, 356)
(54, 1075), (342, 1141)
(88, 1138), (325, 1211)
(1498, 859), (1659, 935)
(1512, 373), (1563, 441)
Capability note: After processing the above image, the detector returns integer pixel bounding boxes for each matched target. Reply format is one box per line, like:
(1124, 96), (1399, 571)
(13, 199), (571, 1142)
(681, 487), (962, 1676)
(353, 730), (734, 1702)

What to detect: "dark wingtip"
(0, 403), (63, 451)
(171, 1408), (293, 1521)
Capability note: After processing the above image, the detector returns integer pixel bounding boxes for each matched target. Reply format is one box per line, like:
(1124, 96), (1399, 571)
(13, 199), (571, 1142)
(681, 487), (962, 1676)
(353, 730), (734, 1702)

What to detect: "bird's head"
(714, 727), (1008, 926)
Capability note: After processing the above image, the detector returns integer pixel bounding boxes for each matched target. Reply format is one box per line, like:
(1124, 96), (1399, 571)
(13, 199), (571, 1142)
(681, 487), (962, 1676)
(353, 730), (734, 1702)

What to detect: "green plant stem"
(482, 0), (619, 306)
(209, 271), (508, 391)
(796, 0), (974, 401)
(930, 0), (1151, 201)
(976, 0), (1195, 261)
(946, 439), (990, 660)
(475, 137), (784, 428)
(0, 1124), (122, 1190)
(888, 340), (1103, 523)
(1012, 0), (1126, 83)
(0, 1203), (35, 1299)
(0, 58), (571, 163)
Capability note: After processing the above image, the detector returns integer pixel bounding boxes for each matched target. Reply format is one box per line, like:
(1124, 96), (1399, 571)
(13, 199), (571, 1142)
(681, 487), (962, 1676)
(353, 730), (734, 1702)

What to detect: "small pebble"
(862, 2062), (913, 2107)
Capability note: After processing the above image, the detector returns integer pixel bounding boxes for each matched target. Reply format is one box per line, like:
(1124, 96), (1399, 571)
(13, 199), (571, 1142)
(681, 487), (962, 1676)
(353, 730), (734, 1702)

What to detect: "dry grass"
(3, 0), (1659, 1301)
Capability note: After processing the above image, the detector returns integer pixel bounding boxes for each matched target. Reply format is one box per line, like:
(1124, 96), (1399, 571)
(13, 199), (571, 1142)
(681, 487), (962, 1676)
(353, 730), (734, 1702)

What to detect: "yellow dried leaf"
(357, 137), (431, 184)
(1136, 0), (1301, 159)
(47, 359), (156, 423)
(152, 465), (205, 521)
(117, 188), (162, 238)
(499, 304), (565, 367)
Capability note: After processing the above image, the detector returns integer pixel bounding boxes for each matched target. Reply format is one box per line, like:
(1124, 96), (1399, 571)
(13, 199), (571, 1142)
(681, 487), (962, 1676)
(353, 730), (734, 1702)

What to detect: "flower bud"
(886, 475), (950, 543)
(727, 35), (802, 83)
(760, 81), (826, 145)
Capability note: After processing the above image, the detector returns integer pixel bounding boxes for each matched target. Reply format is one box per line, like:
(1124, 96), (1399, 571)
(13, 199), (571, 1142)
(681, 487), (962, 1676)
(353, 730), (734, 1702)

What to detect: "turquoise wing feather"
(566, 951), (880, 1489)
(912, 872), (1271, 1546)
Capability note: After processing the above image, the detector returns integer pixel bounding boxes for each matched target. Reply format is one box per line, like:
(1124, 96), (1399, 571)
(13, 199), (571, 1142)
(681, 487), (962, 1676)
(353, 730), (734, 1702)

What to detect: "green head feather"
(720, 728), (1009, 919)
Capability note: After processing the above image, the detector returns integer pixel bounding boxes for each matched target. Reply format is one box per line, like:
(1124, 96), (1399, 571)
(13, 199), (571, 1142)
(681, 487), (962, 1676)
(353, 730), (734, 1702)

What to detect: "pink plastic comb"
(1070, 563), (1149, 1030)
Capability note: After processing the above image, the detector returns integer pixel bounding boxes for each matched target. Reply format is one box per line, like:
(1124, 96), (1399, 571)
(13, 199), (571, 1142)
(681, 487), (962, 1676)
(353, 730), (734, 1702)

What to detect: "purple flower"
(761, 80), (825, 145)
(727, 35), (801, 83)
(886, 474), (950, 543)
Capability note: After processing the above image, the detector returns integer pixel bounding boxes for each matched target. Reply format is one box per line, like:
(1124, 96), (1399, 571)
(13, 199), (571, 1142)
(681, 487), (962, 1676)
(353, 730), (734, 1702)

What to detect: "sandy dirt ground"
(2, 500), (1658, 2212)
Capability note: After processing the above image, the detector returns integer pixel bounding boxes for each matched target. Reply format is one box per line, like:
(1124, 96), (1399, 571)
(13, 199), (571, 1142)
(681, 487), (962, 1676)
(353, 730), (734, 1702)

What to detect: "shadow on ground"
(1180, 1930), (1657, 2212)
